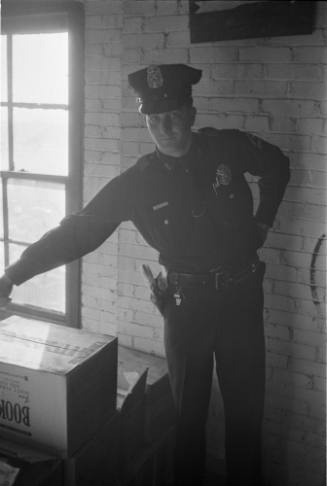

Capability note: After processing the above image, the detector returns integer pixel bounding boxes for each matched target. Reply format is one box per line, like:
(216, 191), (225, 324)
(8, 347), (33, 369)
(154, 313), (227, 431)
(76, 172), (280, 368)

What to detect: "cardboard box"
(64, 411), (121, 486)
(0, 437), (63, 486)
(0, 316), (117, 457)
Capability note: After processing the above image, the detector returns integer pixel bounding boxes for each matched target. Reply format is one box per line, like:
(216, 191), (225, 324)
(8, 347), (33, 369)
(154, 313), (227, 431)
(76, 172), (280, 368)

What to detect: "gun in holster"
(142, 264), (168, 315)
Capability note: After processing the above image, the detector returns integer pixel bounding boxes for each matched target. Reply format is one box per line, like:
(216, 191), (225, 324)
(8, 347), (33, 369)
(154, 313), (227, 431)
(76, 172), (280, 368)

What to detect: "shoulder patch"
(246, 132), (264, 150)
(197, 127), (240, 142)
(198, 126), (220, 137)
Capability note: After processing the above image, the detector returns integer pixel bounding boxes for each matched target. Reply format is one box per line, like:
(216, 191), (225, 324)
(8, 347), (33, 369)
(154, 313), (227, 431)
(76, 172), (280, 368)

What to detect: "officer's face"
(145, 105), (195, 157)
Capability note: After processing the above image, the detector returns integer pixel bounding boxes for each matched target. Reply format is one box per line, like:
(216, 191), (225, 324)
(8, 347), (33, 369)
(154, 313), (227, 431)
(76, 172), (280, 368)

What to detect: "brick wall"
(82, 1), (326, 485)
(82, 0), (122, 336)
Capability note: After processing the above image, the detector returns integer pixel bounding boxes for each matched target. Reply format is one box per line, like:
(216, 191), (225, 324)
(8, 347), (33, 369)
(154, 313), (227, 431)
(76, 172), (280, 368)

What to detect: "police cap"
(128, 64), (202, 115)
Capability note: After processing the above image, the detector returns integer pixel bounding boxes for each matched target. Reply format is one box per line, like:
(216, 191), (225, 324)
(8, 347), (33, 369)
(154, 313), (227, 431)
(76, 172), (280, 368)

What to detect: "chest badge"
(213, 163), (232, 195)
(153, 201), (169, 211)
(147, 65), (164, 89)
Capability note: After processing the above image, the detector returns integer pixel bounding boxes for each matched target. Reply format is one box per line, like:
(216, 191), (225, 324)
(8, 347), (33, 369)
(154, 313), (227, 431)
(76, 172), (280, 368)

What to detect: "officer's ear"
(186, 105), (196, 128)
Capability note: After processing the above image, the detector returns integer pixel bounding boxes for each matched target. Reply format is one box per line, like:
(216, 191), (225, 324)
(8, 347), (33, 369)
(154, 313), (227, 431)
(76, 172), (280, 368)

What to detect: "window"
(1, 1), (84, 326)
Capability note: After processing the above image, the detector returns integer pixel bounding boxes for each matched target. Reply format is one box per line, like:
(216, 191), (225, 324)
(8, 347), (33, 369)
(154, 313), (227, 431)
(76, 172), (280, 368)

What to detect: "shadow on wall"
(261, 123), (326, 486)
(203, 94), (326, 486)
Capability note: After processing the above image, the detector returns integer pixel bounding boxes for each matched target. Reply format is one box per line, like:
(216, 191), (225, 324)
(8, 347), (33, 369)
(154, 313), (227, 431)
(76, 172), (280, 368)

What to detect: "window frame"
(1, 1), (84, 327)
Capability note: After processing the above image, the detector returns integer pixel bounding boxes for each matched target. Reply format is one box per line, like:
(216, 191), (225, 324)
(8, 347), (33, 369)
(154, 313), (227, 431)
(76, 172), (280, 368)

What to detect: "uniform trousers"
(163, 262), (266, 486)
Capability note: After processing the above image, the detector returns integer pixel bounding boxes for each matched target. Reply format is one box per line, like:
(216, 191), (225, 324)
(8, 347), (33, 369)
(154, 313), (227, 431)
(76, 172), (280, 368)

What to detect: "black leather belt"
(168, 258), (261, 291)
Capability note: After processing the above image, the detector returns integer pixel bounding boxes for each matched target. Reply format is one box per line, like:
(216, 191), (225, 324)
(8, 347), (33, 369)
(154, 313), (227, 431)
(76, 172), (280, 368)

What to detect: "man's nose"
(161, 115), (172, 132)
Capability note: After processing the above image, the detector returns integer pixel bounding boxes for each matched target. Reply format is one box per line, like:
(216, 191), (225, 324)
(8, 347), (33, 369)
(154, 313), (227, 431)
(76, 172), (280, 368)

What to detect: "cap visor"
(139, 97), (190, 115)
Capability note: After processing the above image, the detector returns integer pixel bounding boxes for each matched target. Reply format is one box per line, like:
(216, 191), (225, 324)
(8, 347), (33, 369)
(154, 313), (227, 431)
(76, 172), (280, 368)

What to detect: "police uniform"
(5, 65), (290, 486)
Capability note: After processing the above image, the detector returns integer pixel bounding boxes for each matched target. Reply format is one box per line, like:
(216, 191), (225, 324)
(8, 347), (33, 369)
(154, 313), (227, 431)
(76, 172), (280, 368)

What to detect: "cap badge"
(147, 65), (164, 89)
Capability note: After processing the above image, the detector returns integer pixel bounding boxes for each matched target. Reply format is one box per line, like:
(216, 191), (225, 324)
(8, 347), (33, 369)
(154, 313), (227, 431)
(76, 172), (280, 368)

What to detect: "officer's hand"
(256, 222), (270, 247)
(0, 275), (13, 307)
(142, 264), (168, 293)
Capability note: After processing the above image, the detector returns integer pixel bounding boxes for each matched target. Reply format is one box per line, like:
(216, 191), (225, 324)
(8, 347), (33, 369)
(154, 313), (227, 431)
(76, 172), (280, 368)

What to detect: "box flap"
(118, 345), (167, 386)
(0, 316), (115, 374)
(0, 459), (19, 485)
(117, 369), (148, 411)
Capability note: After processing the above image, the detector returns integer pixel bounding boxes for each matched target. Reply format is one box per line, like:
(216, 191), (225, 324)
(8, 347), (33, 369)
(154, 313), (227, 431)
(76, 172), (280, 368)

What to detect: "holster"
(150, 274), (169, 315)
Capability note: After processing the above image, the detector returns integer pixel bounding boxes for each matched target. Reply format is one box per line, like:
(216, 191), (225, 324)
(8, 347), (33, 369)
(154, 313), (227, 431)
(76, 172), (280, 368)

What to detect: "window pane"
(0, 243), (3, 273)
(10, 243), (65, 313)
(13, 33), (68, 104)
(0, 182), (3, 240)
(1, 107), (9, 170)
(8, 178), (65, 243)
(13, 108), (68, 175)
(1, 35), (7, 102)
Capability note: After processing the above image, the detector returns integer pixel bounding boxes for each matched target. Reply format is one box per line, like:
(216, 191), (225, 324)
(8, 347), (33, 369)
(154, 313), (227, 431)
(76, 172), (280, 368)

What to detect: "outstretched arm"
(1, 168), (135, 292)
(4, 215), (119, 286)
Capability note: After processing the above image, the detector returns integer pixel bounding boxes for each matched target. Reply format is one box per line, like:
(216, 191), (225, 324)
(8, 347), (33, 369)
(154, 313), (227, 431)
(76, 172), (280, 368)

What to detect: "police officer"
(0, 64), (290, 486)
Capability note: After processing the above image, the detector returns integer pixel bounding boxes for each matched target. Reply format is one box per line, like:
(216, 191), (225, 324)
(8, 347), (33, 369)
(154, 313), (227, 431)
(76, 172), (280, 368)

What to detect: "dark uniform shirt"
(6, 129), (290, 284)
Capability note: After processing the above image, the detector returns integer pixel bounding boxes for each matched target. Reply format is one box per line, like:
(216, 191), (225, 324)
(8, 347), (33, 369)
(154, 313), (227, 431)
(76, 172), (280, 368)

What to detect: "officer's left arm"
(236, 131), (290, 238)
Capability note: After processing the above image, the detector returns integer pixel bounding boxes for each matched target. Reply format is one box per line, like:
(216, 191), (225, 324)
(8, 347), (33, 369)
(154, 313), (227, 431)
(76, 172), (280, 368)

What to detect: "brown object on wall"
(189, 1), (317, 43)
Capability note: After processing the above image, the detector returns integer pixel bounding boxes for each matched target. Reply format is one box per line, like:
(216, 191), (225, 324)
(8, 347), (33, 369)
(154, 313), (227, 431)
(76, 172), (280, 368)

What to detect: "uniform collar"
(155, 133), (200, 173)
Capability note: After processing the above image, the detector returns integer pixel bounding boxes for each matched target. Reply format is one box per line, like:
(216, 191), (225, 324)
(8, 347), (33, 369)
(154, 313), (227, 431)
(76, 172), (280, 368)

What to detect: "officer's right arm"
(1, 169), (135, 294)
(3, 216), (119, 287)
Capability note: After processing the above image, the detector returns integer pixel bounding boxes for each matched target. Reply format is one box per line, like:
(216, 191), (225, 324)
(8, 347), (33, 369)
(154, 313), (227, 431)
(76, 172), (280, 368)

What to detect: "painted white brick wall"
(82, 0), (122, 336)
(81, 1), (326, 485)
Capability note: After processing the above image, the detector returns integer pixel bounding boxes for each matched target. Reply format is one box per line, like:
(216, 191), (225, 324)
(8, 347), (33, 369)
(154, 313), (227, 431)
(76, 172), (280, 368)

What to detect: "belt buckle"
(214, 270), (225, 291)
